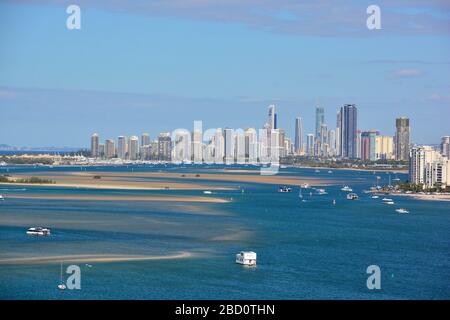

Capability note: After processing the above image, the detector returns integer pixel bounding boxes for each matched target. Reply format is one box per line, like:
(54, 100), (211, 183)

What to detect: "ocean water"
(0, 165), (449, 299)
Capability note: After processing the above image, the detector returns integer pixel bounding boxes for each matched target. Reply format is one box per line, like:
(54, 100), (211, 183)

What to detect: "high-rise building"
(410, 146), (450, 188)
(90, 133), (99, 158)
(339, 104), (358, 159)
(98, 144), (105, 158)
(224, 128), (235, 163)
(244, 128), (257, 164)
(315, 107), (325, 139)
(104, 139), (115, 159)
(158, 132), (172, 161)
(306, 134), (315, 156)
(441, 136), (450, 158)
(328, 129), (336, 156)
(117, 136), (127, 159)
(214, 128), (225, 163)
(192, 122), (203, 164)
(335, 111), (341, 157)
(360, 130), (378, 161)
(278, 128), (286, 157)
(235, 130), (246, 164)
(129, 136), (139, 160)
(375, 136), (394, 160)
(267, 105), (277, 130)
(294, 117), (303, 155)
(395, 117), (410, 161)
(141, 133), (150, 147)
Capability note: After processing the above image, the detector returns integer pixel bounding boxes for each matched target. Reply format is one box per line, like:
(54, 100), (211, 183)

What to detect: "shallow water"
(0, 165), (449, 299)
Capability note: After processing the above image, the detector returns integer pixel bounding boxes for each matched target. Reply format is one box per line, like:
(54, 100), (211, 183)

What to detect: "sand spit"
(6, 194), (229, 203)
(0, 252), (194, 265)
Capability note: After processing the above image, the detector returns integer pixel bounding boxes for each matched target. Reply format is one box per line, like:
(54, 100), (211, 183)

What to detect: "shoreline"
(389, 193), (450, 202)
(288, 165), (408, 174)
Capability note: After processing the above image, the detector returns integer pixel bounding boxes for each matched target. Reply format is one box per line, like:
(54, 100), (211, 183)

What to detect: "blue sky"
(0, 0), (449, 147)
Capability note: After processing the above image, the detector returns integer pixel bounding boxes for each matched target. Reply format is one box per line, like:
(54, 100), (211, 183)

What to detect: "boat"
(235, 251), (257, 266)
(385, 201), (395, 205)
(203, 191), (212, 194)
(382, 198), (393, 202)
(298, 188), (303, 199)
(346, 193), (359, 200)
(314, 169), (320, 173)
(26, 227), (51, 236)
(315, 188), (327, 195)
(328, 170), (333, 173)
(371, 195), (379, 199)
(395, 208), (409, 214)
(278, 186), (292, 193)
(58, 262), (66, 290)
(341, 186), (353, 192)
(301, 183), (310, 189)
(332, 199), (336, 205)
(0, 195), (4, 201)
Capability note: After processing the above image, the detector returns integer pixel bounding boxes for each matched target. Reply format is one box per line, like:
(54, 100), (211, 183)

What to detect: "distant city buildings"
(441, 136), (450, 158)
(294, 117), (303, 155)
(90, 133), (99, 158)
(395, 117), (410, 161)
(410, 145), (450, 189)
(339, 104), (358, 159)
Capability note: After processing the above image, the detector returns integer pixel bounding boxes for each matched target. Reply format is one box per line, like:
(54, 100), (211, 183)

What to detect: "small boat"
(385, 201), (395, 205)
(395, 208), (409, 214)
(298, 188), (303, 199)
(332, 199), (336, 205)
(316, 188), (327, 195)
(203, 191), (212, 194)
(235, 251), (257, 266)
(346, 193), (359, 200)
(328, 170), (333, 173)
(278, 186), (292, 193)
(58, 262), (66, 290)
(382, 198), (393, 202)
(341, 186), (353, 192)
(301, 183), (310, 189)
(371, 195), (379, 199)
(26, 227), (51, 236)
(0, 195), (4, 201)
(314, 169), (320, 173)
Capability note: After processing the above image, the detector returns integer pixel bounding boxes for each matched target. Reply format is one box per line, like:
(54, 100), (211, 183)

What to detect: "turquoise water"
(0, 165), (449, 299)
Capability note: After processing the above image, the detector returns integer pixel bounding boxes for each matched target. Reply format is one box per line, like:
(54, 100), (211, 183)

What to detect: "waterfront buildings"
(409, 145), (450, 189)
(306, 134), (315, 156)
(128, 136), (139, 160)
(141, 133), (150, 147)
(441, 136), (450, 158)
(117, 136), (127, 159)
(294, 117), (303, 155)
(360, 130), (378, 161)
(375, 135), (394, 160)
(315, 106), (325, 139)
(104, 139), (115, 159)
(158, 132), (172, 161)
(395, 117), (410, 161)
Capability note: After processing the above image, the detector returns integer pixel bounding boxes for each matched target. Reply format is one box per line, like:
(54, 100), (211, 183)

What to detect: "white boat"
(341, 186), (353, 192)
(26, 227), (51, 236)
(385, 201), (395, 205)
(371, 195), (379, 199)
(316, 188), (327, 195)
(301, 183), (310, 189)
(203, 191), (212, 194)
(346, 193), (358, 200)
(314, 169), (320, 173)
(236, 251), (257, 266)
(278, 186), (292, 193)
(382, 198), (393, 201)
(0, 195), (4, 201)
(395, 208), (409, 214)
(328, 170), (333, 173)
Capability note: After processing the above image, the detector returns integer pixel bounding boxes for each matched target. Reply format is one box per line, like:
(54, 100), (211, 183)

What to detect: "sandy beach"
(0, 252), (195, 265)
(393, 193), (450, 202)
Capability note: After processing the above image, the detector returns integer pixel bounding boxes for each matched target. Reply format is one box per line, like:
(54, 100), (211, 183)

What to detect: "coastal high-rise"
(395, 117), (410, 161)
(129, 136), (139, 160)
(224, 128), (235, 163)
(141, 133), (150, 147)
(90, 133), (99, 158)
(267, 105), (277, 130)
(104, 139), (115, 159)
(294, 117), (303, 155)
(335, 111), (341, 157)
(441, 136), (450, 158)
(339, 104), (358, 159)
(315, 107), (325, 139)
(117, 136), (127, 159)
(360, 130), (378, 161)
(410, 146), (450, 189)
(158, 132), (172, 161)
(375, 135), (394, 160)
(244, 128), (257, 164)
(306, 134), (315, 156)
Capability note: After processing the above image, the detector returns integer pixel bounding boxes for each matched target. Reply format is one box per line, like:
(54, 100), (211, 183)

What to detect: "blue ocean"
(0, 165), (449, 299)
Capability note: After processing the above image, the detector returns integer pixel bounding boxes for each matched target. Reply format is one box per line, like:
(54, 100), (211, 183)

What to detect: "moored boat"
(26, 227), (51, 236)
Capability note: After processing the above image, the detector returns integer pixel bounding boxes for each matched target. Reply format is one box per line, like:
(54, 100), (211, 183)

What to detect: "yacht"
(301, 183), (310, 189)
(395, 208), (409, 214)
(278, 186), (292, 193)
(371, 195), (379, 199)
(346, 193), (359, 200)
(385, 201), (395, 205)
(26, 227), (51, 236)
(203, 191), (212, 194)
(382, 198), (393, 202)
(0, 195), (4, 201)
(314, 169), (320, 173)
(316, 188), (327, 195)
(328, 170), (333, 174)
(341, 186), (353, 192)
(235, 251), (257, 266)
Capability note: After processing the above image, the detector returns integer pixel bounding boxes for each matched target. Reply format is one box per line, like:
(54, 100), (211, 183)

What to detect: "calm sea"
(0, 165), (449, 299)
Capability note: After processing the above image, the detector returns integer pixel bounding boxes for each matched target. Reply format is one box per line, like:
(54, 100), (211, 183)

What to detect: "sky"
(0, 0), (449, 147)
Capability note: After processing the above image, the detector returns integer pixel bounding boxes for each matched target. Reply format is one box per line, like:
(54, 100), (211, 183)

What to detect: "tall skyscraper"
(117, 136), (127, 159)
(360, 130), (378, 161)
(395, 117), (410, 161)
(244, 128), (257, 164)
(129, 136), (139, 160)
(294, 117), (303, 155)
(315, 106), (325, 139)
(267, 105), (277, 130)
(104, 139), (115, 159)
(90, 133), (99, 158)
(214, 128), (225, 163)
(335, 111), (341, 157)
(224, 128), (235, 163)
(306, 134), (315, 156)
(375, 135), (394, 160)
(141, 133), (150, 147)
(440, 136), (450, 158)
(158, 132), (172, 161)
(328, 129), (336, 156)
(339, 104), (358, 159)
